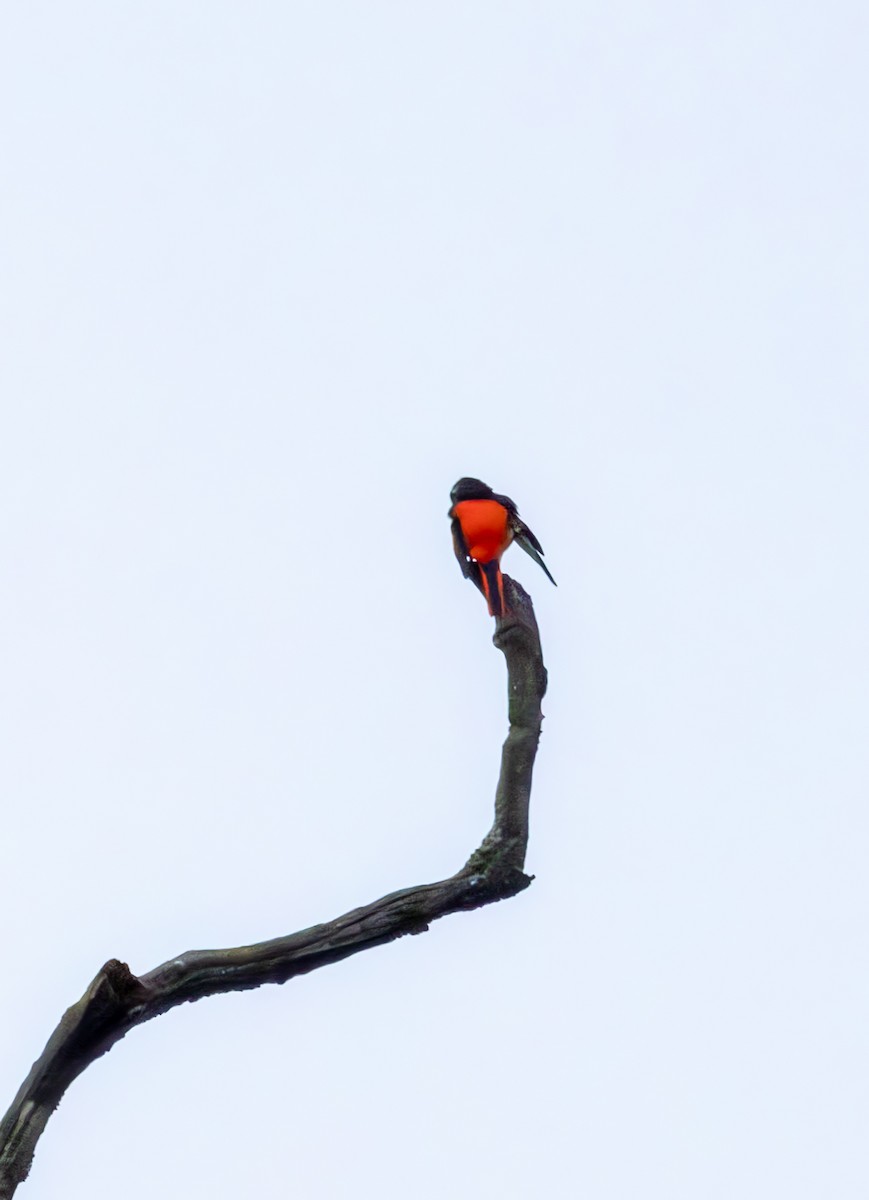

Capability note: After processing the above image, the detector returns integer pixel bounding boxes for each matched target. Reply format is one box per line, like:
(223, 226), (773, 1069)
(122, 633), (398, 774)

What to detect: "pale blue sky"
(2, 4), (868, 1197)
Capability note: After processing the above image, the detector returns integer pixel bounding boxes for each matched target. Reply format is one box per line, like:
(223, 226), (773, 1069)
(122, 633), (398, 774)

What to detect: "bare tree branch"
(0, 576), (547, 1198)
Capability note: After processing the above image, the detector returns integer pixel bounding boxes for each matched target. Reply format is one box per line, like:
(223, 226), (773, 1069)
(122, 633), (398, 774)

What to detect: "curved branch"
(0, 576), (547, 1198)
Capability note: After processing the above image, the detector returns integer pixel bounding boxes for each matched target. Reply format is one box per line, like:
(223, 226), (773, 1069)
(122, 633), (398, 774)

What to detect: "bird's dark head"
(450, 477), (494, 504)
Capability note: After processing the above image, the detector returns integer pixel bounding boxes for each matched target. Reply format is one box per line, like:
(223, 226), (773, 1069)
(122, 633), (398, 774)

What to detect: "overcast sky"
(2, 3), (868, 1197)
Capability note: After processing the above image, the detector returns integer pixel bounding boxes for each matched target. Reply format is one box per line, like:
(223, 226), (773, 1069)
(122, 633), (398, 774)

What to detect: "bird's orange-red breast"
(451, 499), (511, 563)
(448, 478), (556, 617)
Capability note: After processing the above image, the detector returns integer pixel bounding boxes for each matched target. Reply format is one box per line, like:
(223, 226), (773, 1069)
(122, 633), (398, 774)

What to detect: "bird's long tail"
(479, 560), (506, 617)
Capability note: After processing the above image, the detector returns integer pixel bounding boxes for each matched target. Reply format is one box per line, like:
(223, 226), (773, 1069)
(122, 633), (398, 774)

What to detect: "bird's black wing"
(492, 491), (556, 585)
(510, 515), (557, 587)
(450, 511), (486, 594)
(491, 490), (519, 516)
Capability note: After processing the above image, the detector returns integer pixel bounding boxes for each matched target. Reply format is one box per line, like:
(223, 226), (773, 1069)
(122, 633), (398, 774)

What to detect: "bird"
(448, 477), (556, 617)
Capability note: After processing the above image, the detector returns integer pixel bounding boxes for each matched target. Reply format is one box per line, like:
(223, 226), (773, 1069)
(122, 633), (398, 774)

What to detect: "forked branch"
(0, 576), (547, 1198)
